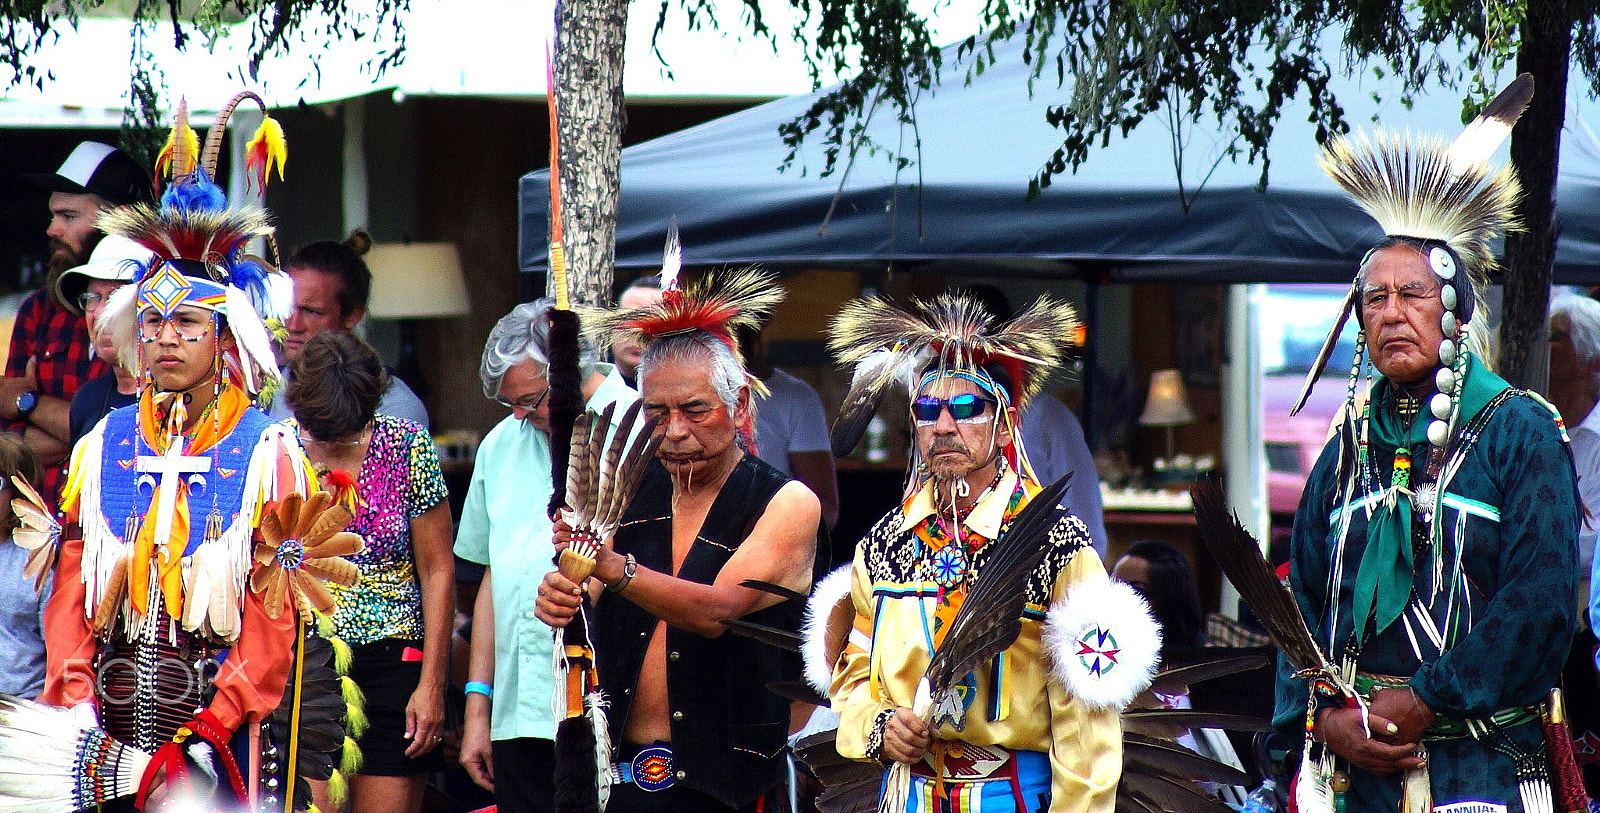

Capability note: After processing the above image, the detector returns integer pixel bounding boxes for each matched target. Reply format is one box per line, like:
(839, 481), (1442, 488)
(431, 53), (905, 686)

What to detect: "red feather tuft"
(622, 300), (741, 352)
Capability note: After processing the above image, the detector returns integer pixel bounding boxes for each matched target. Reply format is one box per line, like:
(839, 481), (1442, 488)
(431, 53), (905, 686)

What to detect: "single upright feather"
(1445, 73), (1534, 172)
(660, 221), (682, 292)
(156, 98), (198, 181)
(1290, 280), (1359, 417)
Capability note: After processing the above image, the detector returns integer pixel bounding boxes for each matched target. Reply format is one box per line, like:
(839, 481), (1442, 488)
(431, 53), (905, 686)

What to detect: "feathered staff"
(545, 51), (585, 517)
(543, 32), (614, 813)
(554, 401), (662, 813)
(1190, 481), (1351, 813)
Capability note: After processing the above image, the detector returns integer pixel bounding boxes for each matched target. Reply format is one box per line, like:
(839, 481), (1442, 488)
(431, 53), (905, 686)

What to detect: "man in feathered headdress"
(0, 96), (359, 813)
(1275, 75), (1582, 813)
(817, 294), (1152, 812)
(535, 260), (821, 813)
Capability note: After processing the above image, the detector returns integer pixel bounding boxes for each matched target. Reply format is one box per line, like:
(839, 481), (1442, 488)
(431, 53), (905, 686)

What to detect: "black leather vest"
(595, 454), (804, 808)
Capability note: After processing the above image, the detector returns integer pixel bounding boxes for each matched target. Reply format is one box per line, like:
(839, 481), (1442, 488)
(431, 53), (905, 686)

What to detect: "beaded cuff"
(866, 708), (897, 762)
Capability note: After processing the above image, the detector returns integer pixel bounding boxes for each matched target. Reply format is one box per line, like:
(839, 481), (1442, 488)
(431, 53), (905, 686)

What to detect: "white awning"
(1, 0), (988, 125)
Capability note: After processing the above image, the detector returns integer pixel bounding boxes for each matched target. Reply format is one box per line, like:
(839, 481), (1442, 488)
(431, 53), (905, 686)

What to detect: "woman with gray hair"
(454, 299), (636, 813)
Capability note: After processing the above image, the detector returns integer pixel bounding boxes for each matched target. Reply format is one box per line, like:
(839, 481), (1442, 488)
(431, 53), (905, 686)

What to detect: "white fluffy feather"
(97, 282), (141, 377)
(802, 565), (854, 696)
(0, 695), (150, 808)
(1043, 578), (1161, 711)
(1295, 749), (1334, 813)
(587, 691), (613, 810)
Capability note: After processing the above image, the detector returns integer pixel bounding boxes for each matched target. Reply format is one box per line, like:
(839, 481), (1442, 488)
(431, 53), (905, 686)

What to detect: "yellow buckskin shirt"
(830, 468), (1121, 813)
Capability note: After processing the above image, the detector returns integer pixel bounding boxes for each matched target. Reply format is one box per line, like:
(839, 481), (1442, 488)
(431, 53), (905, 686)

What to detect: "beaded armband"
(866, 708), (897, 762)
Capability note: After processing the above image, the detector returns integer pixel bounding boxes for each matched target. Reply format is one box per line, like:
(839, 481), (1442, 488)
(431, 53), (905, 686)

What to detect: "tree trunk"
(554, 0), (628, 308)
(1499, 3), (1571, 393)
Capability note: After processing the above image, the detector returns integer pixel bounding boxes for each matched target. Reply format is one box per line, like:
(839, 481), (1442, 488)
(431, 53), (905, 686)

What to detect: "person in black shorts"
(289, 332), (456, 813)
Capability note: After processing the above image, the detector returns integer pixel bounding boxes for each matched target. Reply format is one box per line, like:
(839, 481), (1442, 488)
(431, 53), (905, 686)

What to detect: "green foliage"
(0, 0), (407, 125)
(768, 0), (1561, 197)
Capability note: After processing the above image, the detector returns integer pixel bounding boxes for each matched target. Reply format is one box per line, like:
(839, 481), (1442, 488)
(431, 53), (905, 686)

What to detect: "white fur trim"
(802, 565), (854, 696)
(1043, 578), (1161, 711)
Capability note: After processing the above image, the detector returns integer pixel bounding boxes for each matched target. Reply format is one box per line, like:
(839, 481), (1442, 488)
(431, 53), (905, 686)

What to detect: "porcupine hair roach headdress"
(580, 226), (785, 450)
(96, 92), (291, 398)
(827, 292), (1083, 490)
(1291, 74), (1531, 456)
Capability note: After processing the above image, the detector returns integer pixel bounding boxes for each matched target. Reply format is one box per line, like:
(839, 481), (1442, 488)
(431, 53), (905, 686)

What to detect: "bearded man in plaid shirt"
(7, 142), (151, 501)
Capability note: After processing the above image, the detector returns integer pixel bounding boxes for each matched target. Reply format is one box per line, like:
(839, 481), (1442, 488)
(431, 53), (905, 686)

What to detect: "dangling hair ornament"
(97, 92), (292, 399)
(319, 468), (364, 513)
(827, 292), (1082, 492)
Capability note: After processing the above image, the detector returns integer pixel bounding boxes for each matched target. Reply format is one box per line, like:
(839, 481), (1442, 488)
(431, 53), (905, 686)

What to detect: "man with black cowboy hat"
(5, 141), (151, 501)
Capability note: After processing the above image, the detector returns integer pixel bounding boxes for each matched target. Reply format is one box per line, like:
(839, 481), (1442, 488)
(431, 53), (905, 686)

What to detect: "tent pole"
(1220, 283), (1267, 619)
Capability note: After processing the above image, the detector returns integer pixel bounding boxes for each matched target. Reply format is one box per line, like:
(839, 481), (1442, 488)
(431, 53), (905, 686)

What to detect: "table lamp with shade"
(1139, 368), (1195, 463)
(364, 242), (470, 399)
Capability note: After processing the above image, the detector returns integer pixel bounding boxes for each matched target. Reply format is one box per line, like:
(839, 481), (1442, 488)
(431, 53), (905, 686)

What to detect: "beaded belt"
(1354, 673), (1538, 741)
(909, 741), (1014, 781)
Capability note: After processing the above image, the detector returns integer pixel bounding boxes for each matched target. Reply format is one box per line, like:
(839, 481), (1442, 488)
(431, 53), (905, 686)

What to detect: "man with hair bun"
(268, 229), (429, 426)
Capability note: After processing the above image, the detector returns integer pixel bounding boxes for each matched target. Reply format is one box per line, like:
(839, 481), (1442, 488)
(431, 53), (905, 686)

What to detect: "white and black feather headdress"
(1291, 74), (1532, 419)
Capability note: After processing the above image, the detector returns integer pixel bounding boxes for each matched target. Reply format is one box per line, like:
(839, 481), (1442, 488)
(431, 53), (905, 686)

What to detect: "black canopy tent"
(519, 30), (1600, 284)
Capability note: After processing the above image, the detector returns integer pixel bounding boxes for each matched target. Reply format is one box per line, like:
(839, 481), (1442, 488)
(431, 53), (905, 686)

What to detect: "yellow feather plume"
(156, 98), (200, 181)
(246, 114), (288, 193)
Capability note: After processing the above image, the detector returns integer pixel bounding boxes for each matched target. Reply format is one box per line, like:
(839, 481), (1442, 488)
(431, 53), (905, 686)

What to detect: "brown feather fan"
(558, 400), (661, 579)
(7, 474), (60, 592)
(1190, 481), (1340, 685)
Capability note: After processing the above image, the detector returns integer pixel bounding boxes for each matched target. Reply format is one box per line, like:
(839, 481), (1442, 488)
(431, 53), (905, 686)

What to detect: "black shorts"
(347, 638), (445, 777)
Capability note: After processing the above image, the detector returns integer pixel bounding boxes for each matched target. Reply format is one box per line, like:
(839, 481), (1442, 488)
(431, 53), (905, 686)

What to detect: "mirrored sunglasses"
(912, 393), (996, 424)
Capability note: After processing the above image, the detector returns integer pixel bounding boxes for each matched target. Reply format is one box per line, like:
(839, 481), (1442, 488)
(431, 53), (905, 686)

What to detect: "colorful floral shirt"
(326, 414), (449, 645)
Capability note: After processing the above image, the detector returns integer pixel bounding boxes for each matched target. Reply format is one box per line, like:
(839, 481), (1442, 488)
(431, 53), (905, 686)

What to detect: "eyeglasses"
(78, 291), (109, 311)
(138, 314), (212, 343)
(495, 387), (550, 411)
(912, 393), (996, 424)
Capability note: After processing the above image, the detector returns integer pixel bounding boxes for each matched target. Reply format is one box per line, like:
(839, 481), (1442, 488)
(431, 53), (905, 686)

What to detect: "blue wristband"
(465, 681), (493, 699)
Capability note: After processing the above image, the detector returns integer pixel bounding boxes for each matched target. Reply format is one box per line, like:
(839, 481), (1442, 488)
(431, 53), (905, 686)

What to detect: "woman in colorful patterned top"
(288, 331), (456, 813)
